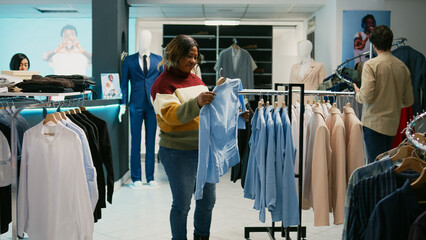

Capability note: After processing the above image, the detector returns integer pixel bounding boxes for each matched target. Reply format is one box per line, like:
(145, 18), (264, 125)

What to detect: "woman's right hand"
(197, 91), (216, 107)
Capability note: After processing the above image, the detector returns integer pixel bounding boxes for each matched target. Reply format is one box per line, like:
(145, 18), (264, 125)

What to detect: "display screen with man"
(43, 24), (92, 75)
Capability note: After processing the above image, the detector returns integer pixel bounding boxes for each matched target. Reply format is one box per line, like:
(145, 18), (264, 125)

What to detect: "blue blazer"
(121, 52), (164, 107)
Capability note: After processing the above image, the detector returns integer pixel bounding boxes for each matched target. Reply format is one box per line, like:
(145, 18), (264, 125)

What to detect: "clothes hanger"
(59, 111), (67, 120)
(79, 106), (87, 112)
(394, 156), (425, 174)
(53, 112), (63, 121)
(390, 145), (420, 161)
(274, 101), (278, 108)
(43, 113), (58, 125)
(411, 167), (426, 189)
(332, 103), (337, 108)
(69, 109), (76, 114)
(74, 107), (81, 114)
(281, 101), (286, 109)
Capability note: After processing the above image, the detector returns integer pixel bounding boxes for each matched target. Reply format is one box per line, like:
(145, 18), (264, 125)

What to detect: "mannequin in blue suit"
(120, 30), (163, 188)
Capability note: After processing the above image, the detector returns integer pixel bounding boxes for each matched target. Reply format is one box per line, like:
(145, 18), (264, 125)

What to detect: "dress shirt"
(303, 105), (332, 226)
(355, 52), (414, 136)
(139, 52), (150, 74)
(18, 122), (93, 240)
(365, 179), (423, 240)
(243, 110), (258, 200)
(346, 165), (419, 240)
(342, 156), (394, 240)
(196, 78), (241, 200)
(325, 107), (347, 225)
(62, 119), (99, 211)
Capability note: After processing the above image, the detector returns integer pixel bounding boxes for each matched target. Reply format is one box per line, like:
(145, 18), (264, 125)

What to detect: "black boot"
(194, 233), (209, 240)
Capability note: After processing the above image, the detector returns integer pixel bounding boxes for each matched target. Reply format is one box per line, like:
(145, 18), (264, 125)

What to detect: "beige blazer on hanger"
(303, 106), (332, 226)
(289, 60), (327, 104)
(325, 107), (347, 225)
(342, 106), (365, 182)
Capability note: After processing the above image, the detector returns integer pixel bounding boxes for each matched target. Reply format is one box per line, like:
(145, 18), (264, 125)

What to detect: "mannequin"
(289, 40), (326, 103)
(120, 30), (164, 189)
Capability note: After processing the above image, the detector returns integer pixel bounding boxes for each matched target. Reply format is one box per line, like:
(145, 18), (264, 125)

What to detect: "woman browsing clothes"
(150, 35), (217, 240)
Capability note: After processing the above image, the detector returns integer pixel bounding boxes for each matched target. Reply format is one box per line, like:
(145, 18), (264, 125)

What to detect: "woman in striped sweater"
(150, 35), (216, 240)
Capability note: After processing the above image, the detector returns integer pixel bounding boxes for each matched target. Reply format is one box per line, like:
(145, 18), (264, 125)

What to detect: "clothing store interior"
(1, 0), (426, 239)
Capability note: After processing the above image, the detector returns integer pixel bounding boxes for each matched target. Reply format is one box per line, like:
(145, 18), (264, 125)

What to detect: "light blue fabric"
(196, 78), (241, 200)
(280, 107), (300, 226)
(265, 106), (277, 216)
(62, 119), (97, 203)
(254, 107), (267, 222)
(243, 110), (259, 200)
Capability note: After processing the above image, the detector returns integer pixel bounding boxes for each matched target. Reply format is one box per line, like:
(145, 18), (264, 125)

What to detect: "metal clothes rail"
(0, 91), (91, 240)
(405, 111), (426, 152)
(239, 86), (355, 240)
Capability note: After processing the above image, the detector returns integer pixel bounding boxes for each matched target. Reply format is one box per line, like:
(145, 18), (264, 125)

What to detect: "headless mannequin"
(298, 40), (313, 79)
(119, 30), (152, 119)
(120, 30), (163, 187)
(289, 39), (326, 104)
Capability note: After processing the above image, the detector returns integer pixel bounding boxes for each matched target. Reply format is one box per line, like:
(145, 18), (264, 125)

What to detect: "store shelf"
(0, 90), (91, 97)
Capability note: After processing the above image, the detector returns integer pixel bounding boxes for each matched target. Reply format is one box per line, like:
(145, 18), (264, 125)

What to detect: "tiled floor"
(1, 162), (343, 240)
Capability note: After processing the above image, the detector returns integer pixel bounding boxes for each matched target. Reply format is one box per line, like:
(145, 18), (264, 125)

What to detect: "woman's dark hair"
(158, 34), (199, 69)
(61, 24), (78, 37)
(361, 14), (376, 29)
(370, 25), (393, 51)
(9, 53), (30, 70)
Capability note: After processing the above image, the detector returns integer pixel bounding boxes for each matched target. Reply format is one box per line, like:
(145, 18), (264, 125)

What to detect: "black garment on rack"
(0, 122), (11, 234)
(392, 46), (426, 114)
(82, 110), (114, 204)
(18, 84), (74, 93)
(231, 103), (253, 188)
(67, 113), (104, 222)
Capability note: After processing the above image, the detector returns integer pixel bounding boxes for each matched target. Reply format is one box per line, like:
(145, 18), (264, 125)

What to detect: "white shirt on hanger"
(18, 121), (94, 240)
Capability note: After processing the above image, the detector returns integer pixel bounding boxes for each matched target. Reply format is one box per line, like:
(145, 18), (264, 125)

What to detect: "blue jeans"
(363, 126), (394, 164)
(159, 146), (216, 240)
(130, 105), (157, 182)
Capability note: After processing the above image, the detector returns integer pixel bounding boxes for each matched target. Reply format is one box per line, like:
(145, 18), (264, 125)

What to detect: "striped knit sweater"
(150, 67), (208, 150)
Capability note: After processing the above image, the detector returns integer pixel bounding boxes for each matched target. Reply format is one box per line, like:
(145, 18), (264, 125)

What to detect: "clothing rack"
(0, 91), (91, 240)
(405, 111), (426, 152)
(238, 86), (355, 240)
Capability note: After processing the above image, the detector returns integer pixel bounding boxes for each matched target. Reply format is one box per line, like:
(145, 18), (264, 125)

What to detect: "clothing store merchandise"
(244, 107), (267, 222)
(0, 121), (11, 234)
(345, 166), (419, 240)
(289, 60), (327, 104)
(325, 107), (346, 225)
(392, 45), (426, 114)
(0, 131), (11, 187)
(150, 67), (208, 150)
(342, 106), (364, 182)
(18, 122), (94, 240)
(276, 107), (299, 226)
(364, 179), (424, 240)
(122, 52), (163, 183)
(342, 156), (395, 240)
(243, 105), (299, 225)
(336, 93), (363, 120)
(231, 103), (253, 187)
(214, 46), (256, 90)
(408, 210), (426, 240)
(61, 118), (99, 210)
(303, 105), (332, 226)
(46, 74), (95, 92)
(196, 78), (242, 200)
(66, 111), (115, 222)
(355, 52), (414, 136)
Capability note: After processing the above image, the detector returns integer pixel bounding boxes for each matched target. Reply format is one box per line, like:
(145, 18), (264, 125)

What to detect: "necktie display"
(143, 55), (148, 76)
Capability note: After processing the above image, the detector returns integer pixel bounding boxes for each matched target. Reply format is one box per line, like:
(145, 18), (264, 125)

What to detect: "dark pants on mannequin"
(363, 126), (394, 164)
(130, 103), (157, 183)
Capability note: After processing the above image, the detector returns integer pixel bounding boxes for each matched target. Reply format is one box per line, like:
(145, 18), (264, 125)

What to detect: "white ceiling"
(0, 0), (324, 20)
